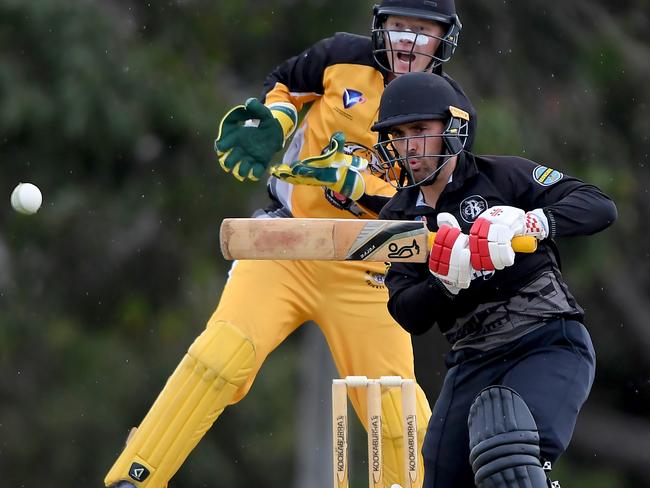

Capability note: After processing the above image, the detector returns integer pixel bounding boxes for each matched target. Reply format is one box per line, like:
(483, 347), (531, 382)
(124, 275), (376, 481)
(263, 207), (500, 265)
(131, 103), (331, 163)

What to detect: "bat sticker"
(387, 240), (422, 259)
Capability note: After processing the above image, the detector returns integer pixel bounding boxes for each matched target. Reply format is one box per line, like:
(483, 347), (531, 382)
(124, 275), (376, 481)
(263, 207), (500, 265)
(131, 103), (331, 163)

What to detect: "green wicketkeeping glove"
(269, 132), (368, 200)
(214, 98), (284, 181)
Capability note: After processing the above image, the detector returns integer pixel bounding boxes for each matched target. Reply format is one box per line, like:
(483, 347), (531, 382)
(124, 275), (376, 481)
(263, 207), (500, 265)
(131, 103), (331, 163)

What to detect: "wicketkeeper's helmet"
(371, 0), (462, 73)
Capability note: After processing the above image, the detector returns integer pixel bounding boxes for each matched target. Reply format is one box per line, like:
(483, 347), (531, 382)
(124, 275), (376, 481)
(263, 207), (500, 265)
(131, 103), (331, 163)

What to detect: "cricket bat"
(220, 218), (537, 262)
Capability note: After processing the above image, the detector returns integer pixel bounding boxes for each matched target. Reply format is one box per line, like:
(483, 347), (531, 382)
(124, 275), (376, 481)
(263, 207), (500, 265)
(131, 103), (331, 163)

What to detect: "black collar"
(446, 152), (478, 193)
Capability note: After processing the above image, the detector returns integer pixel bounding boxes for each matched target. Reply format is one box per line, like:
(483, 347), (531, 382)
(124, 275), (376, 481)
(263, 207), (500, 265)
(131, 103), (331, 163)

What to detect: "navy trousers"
(422, 319), (596, 488)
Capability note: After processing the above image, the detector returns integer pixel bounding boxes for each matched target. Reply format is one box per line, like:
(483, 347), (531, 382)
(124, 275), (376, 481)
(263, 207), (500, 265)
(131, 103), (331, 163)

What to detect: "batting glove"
(429, 213), (472, 295)
(469, 205), (548, 271)
(270, 132), (368, 201)
(214, 98), (285, 182)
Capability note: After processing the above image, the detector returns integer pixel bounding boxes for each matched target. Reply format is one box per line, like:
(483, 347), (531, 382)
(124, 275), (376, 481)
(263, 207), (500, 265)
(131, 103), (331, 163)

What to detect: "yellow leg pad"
(104, 321), (255, 487)
(380, 384), (432, 488)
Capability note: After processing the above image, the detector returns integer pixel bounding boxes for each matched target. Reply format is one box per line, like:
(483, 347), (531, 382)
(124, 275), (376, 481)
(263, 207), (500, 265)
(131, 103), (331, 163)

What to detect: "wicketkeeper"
(104, 1), (475, 487)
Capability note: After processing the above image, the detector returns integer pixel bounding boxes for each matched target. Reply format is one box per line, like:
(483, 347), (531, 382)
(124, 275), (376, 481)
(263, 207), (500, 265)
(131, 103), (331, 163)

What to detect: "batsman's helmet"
(371, 72), (470, 187)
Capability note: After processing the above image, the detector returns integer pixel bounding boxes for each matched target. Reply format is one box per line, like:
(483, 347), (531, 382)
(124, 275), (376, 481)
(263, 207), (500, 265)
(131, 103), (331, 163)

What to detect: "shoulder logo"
(533, 165), (563, 186)
(459, 195), (488, 223)
(343, 88), (366, 109)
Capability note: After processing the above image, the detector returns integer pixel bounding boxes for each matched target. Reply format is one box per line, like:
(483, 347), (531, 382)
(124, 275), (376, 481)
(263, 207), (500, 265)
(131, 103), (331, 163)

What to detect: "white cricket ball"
(11, 182), (43, 215)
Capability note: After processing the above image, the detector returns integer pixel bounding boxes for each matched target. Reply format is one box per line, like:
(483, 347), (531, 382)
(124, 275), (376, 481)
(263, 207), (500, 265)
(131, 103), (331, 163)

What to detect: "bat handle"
(427, 233), (538, 253)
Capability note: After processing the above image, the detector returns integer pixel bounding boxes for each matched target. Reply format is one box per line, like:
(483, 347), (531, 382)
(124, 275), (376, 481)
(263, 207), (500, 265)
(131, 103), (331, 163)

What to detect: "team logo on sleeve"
(533, 165), (564, 186)
(343, 89), (366, 109)
(459, 195), (488, 223)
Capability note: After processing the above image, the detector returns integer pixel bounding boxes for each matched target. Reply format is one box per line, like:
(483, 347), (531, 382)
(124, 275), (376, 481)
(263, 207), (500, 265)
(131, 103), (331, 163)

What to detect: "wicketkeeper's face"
(387, 119), (446, 183)
(383, 15), (446, 74)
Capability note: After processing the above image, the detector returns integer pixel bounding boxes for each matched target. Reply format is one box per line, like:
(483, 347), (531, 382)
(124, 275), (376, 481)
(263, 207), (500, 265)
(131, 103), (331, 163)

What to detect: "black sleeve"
(508, 158), (618, 238)
(261, 36), (335, 100)
(379, 201), (455, 335)
(541, 185), (618, 238)
(385, 264), (455, 335)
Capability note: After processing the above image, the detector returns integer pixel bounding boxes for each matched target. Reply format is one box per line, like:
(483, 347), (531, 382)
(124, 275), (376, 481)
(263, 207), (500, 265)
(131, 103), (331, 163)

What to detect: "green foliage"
(553, 458), (626, 487)
(1, 0), (648, 486)
(472, 100), (526, 155)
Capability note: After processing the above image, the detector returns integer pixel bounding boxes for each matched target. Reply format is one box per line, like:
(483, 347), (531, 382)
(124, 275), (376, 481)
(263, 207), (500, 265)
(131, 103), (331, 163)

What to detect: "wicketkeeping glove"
(214, 98), (284, 181)
(469, 205), (548, 271)
(429, 213), (472, 295)
(269, 132), (368, 201)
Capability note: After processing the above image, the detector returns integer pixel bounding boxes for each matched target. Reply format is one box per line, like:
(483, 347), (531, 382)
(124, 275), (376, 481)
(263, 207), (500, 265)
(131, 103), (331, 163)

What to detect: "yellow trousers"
(105, 258), (431, 487)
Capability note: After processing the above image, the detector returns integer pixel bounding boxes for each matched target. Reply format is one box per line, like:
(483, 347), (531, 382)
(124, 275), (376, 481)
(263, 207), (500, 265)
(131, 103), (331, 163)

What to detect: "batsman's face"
(388, 120), (445, 183)
(383, 15), (445, 74)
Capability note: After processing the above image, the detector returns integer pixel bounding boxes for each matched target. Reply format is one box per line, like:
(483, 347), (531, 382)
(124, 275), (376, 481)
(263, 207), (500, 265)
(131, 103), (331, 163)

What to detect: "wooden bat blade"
(220, 218), (430, 262)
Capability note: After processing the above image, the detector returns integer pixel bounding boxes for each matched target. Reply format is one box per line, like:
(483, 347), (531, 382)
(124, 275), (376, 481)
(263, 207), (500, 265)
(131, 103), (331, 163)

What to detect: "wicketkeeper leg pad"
(380, 383), (431, 488)
(468, 386), (549, 488)
(104, 320), (255, 487)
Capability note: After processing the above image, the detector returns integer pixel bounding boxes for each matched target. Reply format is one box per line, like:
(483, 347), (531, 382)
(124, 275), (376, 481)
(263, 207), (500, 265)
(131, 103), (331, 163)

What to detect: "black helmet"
(371, 72), (470, 187)
(371, 0), (462, 74)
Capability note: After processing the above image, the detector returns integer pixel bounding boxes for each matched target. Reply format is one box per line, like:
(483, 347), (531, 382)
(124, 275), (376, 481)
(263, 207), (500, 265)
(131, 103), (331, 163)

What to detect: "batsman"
(105, 1), (475, 487)
(373, 72), (617, 487)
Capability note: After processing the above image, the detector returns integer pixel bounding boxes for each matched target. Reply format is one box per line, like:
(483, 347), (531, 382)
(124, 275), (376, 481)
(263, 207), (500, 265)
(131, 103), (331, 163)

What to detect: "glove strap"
(525, 208), (549, 240)
(268, 102), (298, 142)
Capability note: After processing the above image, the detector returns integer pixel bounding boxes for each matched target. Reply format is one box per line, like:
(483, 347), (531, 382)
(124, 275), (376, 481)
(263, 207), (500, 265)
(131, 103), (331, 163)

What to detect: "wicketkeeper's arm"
(261, 35), (336, 141)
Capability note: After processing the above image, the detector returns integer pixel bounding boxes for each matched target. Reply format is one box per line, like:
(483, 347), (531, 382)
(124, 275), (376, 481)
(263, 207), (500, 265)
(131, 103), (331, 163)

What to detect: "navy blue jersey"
(379, 152), (617, 349)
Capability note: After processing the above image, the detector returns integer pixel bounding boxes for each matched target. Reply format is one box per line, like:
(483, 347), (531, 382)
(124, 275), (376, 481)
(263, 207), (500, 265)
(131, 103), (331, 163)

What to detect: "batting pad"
(104, 321), (255, 487)
(380, 383), (431, 488)
(468, 386), (548, 488)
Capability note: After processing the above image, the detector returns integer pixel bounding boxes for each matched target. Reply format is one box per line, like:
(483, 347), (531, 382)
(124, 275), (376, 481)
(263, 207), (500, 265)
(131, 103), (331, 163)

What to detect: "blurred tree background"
(0, 0), (648, 486)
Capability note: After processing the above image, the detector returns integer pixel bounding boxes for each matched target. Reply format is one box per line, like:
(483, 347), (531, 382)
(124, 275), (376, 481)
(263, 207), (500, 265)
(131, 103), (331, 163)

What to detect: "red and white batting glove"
(429, 213), (472, 295)
(469, 206), (548, 271)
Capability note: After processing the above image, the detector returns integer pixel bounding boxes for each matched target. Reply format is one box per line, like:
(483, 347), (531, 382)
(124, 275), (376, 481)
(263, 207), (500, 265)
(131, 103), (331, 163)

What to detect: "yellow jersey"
(259, 32), (475, 219)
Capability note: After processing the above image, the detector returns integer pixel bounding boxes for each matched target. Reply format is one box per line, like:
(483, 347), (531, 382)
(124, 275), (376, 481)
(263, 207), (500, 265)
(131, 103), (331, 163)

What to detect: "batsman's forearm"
(544, 185), (618, 238)
(386, 265), (454, 335)
(387, 280), (449, 335)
